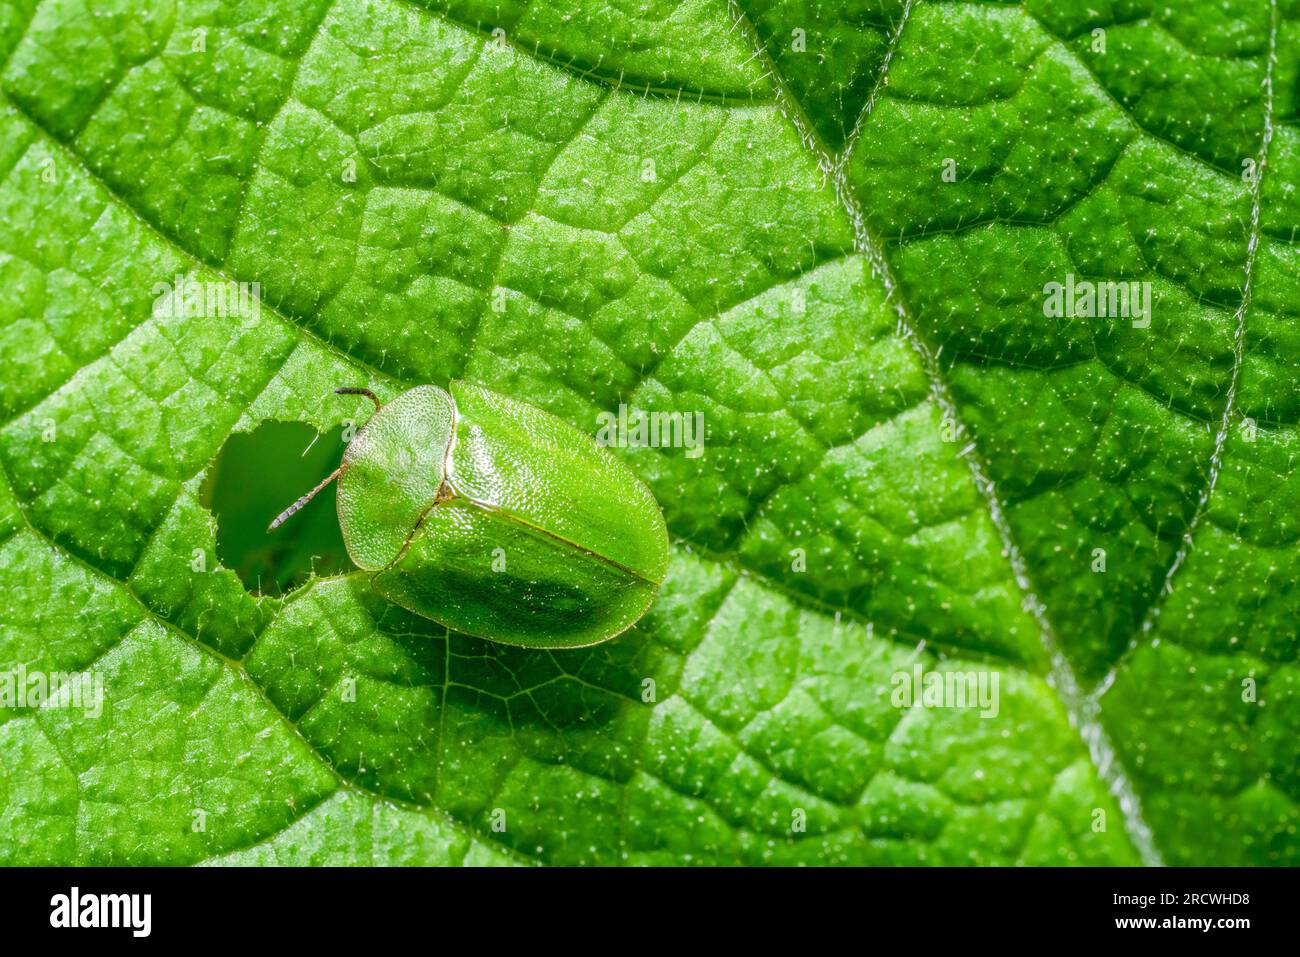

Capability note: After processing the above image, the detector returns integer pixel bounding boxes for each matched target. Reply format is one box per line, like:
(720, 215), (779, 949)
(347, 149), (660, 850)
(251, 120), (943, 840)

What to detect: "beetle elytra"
(269, 382), (670, 648)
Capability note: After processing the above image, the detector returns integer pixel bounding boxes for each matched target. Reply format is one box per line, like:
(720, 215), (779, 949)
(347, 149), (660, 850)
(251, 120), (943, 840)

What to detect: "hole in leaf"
(201, 421), (352, 596)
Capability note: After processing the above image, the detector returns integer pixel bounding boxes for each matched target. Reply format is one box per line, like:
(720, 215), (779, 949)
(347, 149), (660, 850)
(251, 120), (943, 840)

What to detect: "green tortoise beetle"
(269, 381), (670, 648)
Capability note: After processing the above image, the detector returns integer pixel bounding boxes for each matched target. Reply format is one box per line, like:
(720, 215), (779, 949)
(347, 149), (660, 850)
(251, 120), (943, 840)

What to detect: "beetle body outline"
(272, 381), (669, 648)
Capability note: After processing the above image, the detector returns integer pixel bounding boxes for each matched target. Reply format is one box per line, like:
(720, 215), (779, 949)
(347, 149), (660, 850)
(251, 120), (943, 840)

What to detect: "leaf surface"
(0, 0), (1294, 865)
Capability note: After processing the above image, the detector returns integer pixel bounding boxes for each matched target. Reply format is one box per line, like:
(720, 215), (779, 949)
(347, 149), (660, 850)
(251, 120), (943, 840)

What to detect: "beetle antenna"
(335, 387), (382, 411)
(267, 466), (343, 532)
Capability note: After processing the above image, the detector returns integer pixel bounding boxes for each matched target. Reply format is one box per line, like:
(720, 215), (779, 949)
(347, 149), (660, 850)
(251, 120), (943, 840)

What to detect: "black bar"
(0, 866), (1291, 942)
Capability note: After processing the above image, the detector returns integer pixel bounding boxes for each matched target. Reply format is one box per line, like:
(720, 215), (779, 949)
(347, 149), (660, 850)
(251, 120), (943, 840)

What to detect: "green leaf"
(0, 0), (1293, 865)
